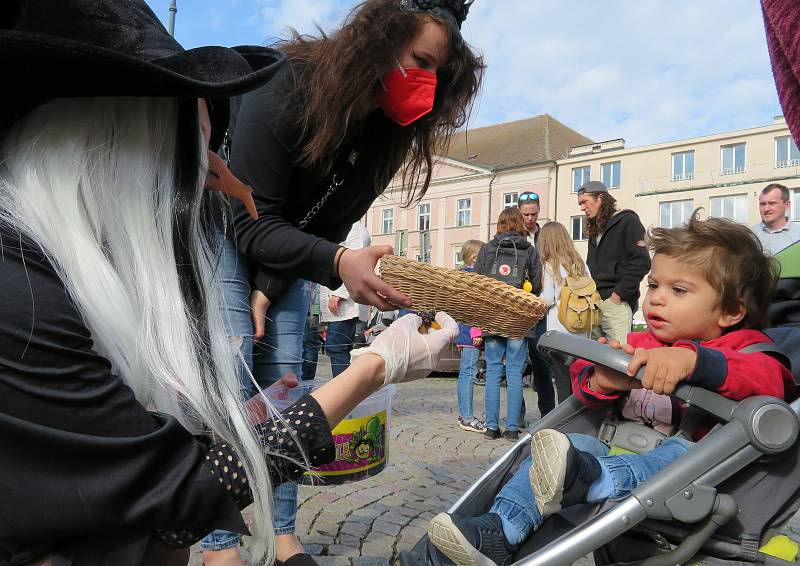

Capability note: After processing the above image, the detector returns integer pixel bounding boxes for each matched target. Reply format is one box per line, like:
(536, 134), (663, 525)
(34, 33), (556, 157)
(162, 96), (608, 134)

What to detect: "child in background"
(428, 214), (795, 565)
(456, 240), (486, 433)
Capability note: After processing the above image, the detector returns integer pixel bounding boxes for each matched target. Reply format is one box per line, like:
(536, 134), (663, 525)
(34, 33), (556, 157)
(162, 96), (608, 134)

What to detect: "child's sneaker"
(428, 512), (518, 566)
(473, 374), (486, 386)
(458, 416), (486, 433)
(529, 429), (601, 519)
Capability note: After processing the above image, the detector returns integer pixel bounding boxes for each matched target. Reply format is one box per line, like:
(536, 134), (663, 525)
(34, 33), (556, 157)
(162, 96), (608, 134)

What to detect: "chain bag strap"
(221, 127), (360, 232)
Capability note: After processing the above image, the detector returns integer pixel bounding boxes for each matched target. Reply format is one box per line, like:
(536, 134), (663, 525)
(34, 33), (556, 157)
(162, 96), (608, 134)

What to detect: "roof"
(443, 114), (593, 170)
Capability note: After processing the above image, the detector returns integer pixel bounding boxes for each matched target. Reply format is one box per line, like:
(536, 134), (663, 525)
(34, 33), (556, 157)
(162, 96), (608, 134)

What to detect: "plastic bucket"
(266, 381), (396, 485)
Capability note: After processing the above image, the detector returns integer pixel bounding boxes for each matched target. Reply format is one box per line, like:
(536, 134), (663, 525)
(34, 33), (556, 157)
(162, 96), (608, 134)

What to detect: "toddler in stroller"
(420, 215), (798, 566)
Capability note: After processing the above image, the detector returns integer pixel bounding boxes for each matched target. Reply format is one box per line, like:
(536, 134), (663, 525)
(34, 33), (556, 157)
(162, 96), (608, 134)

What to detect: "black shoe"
(428, 512), (518, 566)
(484, 428), (501, 440)
(502, 430), (519, 442)
(530, 430), (601, 519)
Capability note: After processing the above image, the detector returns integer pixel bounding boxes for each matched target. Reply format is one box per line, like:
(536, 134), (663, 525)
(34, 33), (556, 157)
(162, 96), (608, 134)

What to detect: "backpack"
(488, 237), (531, 290)
(557, 275), (603, 334)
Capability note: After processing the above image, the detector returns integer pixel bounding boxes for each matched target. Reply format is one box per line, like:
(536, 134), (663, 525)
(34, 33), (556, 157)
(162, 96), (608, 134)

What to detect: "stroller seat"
(400, 331), (800, 566)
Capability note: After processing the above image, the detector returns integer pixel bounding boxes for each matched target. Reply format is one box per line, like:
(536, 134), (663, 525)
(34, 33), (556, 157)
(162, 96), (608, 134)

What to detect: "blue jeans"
(202, 234), (254, 551)
(527, 319), (555, 416)
(325, 317), (358, 377)
(457, 347), (481, 420)
(484, 336), (527, 432)
(252, 277), (313, 535)
(491, 434), (692, 545)
(301, 317), (321, 381)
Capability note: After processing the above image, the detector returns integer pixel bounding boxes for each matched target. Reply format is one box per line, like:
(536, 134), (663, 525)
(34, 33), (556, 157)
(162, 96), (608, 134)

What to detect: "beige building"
(367, 115), (592, 267)
(555, 115), (800, 320)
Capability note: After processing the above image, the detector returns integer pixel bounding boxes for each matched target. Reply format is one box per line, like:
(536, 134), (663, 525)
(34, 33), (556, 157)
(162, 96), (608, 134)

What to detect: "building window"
(418, 203), (430, 231)
(709, 194), (747, 223)
(572, 166), (591, 192)
(570, 215), (586, 241)
(671, 150), (695, 181)
(659, 199), (693, 228)
(394, 229), (408, 257)
(720, 143), (746, 175)
(381, 208), (394, 235)
(457, 198), (471, 227)
(453, 249), (464, 268)
(503, 192), (518, 209)
(791, 189), (800, 221)
(776, 136), (800, 168)
(601, 161), (621, 189)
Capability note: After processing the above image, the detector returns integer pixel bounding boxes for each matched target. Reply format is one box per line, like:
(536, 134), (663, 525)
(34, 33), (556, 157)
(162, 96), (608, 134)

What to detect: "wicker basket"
(379, 254), (549, 339)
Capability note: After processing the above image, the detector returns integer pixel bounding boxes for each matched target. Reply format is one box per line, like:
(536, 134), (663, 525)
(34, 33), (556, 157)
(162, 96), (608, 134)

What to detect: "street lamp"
(167, 0), (178, 36)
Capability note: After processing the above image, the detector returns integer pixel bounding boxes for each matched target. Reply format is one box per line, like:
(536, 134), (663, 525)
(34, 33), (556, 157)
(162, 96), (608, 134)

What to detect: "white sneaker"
(458, 416), (486, 433)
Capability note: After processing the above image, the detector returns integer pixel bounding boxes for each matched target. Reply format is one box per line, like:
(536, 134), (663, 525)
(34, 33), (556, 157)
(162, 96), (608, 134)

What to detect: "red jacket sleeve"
(673, 331), (795, 401)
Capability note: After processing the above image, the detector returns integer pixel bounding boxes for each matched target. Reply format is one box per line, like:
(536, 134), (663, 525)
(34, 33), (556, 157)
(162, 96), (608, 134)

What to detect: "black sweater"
(229, 61), (403, 300)
(586, 209), (651, 310)
(0, 223), (334, 566)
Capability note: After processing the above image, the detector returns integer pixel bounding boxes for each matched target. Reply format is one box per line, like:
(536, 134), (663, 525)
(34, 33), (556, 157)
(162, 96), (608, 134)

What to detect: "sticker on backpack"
(498, 264), (511, 276)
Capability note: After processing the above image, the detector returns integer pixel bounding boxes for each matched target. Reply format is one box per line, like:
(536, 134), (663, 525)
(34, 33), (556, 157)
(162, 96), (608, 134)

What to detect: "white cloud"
(460, 0), (781, 146)
(257, 0), (351, 41)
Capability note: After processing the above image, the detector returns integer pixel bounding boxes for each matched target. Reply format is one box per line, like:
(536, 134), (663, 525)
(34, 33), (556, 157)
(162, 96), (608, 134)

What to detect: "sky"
(147, 0), (783, 148)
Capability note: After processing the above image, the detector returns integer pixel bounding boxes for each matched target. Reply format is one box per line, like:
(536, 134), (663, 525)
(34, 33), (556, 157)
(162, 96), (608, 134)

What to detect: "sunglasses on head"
(518, 192), (539, 202)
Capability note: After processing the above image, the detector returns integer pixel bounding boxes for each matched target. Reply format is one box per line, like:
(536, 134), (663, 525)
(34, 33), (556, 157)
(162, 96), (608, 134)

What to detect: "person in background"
(516, 191), (554, 418)
(751, 183), (800, 255)
(455, 239), (486, 433)
(301, 284), (322, 381)
(320, 222), (372, 377)
(475, 208), (541, 441)
(577, 181), (650, 344)
(537, 221), (592, 402)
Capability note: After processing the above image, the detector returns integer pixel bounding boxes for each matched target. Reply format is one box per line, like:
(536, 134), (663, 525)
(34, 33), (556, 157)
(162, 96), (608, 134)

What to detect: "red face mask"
(378, 66), (438, 126)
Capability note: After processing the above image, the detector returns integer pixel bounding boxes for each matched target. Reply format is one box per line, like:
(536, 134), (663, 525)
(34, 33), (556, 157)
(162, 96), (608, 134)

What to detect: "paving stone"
(372, 519), (402, 536)
(312, 556), (352, 566)
(328, 544), (360, 557)
(341, 521), (369, 538)
(337, 534), (361, 548)
(352, 557), (391, 566)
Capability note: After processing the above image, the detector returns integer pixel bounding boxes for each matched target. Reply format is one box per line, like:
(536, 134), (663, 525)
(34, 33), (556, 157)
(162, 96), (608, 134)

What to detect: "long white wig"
(0, 97), (276, 562)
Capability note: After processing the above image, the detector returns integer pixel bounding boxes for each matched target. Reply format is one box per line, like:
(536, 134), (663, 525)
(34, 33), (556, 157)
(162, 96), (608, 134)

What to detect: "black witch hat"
(0, 0), (286, 147)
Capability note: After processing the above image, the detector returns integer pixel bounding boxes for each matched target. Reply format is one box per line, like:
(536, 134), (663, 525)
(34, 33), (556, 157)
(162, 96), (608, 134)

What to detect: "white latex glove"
(350, 311), (459, 385)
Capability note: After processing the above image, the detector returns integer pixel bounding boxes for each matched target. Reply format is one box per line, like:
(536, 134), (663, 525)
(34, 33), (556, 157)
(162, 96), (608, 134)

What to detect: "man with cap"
(577, 181), (650, 344)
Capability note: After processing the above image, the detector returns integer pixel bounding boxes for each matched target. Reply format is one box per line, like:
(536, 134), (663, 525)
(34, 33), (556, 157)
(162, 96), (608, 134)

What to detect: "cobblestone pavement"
(190, 364), (592, 565)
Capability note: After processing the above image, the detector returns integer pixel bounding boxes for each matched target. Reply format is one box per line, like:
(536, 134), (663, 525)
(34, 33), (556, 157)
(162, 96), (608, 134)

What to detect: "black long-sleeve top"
(0, 223), (334, 566)
(228, 61), (402, 301)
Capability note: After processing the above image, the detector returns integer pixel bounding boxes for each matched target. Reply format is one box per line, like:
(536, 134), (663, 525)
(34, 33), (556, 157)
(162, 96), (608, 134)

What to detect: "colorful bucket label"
(306, 410), (387, 477)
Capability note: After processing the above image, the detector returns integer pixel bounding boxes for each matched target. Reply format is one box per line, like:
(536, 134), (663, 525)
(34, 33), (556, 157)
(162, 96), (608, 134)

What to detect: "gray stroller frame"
(400, 331), (800, 566)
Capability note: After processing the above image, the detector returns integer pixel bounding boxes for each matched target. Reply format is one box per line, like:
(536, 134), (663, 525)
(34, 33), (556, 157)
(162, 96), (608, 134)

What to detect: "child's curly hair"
(648, 210), (779, 331)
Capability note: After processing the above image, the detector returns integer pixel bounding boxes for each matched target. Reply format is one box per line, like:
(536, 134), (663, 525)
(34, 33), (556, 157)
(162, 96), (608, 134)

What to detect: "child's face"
(643, 254), (742, 343)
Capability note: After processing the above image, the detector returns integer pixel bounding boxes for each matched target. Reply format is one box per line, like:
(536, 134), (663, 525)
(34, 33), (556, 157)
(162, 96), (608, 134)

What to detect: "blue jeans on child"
(484, 336), (527, 432)
(457, 346), (481, 420)
(325, 317), (358, 377)
(489, 433), (693, 545)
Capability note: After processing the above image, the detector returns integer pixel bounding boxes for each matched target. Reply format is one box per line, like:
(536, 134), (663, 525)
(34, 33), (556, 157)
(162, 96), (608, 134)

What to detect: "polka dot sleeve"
(153, 394), (334, 548)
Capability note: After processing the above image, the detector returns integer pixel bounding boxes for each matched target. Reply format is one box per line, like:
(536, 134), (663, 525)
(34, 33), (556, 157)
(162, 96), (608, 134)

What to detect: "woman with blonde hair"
(537, 221), (591, 401)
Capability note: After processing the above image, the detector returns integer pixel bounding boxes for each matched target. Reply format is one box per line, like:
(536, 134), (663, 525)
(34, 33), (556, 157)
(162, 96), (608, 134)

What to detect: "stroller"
(400, 328), (800, 566)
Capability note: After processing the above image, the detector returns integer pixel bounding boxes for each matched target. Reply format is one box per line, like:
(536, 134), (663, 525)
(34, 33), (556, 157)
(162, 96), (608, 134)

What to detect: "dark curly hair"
(648, 210), (779, 331)
(276, 0), (484, 205)
(578, 190), (618, 237)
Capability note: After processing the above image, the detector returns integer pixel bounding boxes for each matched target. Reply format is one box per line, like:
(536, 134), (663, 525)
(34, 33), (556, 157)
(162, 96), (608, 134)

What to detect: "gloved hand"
(350, 311), (459, 385)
